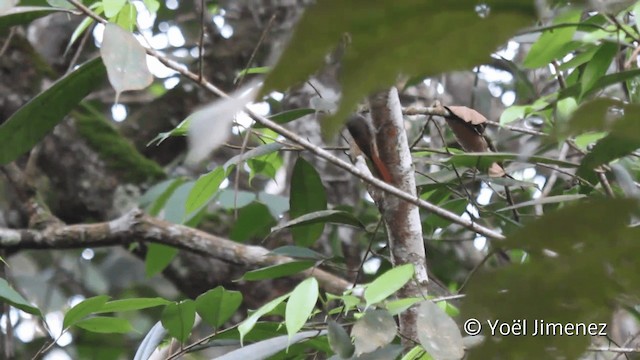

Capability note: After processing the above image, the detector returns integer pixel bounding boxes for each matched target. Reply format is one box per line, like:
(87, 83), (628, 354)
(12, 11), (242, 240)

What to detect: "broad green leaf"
(270, 246), (326, 260)
(185, 167), (227, 216)
(523, 10), (581, 68)
(261, 0), (536, 137)
(416, 301), (464, 360)
(114, 1), (136, 31)
(66, 16), (95, 53)
(580, 42), (618, 98)
(97, 298), (170, 313)
(241, 261), (316, 281)
(238, 294), (289, 345)
(499, 105), (526, 125)
(424, 198), (469, 228)
(0, 58), (106, 165)
(253, 108), (316, 129)
(289, 158), (327, 246)
(195, 286), (242, 328)
(576, 104), (640, 178)
(141, 178), (185, 216)
(401, 346), (432, 360)
(272, 210), (365, 233)
(285, 277), (319, 339)
(161, 181), (195, 224)
(217, 189), (256, 209)
(143, 0), (159, 13)
(462, 198), (639, 359)
(103, 0), (126, 18)
(0, 278), (40, 316)
(75, 316), (134, 334)
(559, 97), (624, 137)
(145, 244), (178, 277)
(385, 297), (422, 316)
(64, 295), (110, 329)
(364, 264), (414, 307)
(351, 309), (397, 356)
(555, 96), (578, 123)
(161, 300), (196, 343)
(230, 202), (276, 242)
(100, 23), (152, 102)
(558, 68), (640, 100)
(0, 6), (71, 30)
(328, 320), (354, 358)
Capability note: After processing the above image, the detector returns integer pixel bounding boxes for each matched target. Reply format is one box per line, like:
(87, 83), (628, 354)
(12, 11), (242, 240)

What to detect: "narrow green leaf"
(195, 286), (243, 328)
(270, 246), (326, 260)
(0, 6), (72, 30)
(254, 108), (316, 129)
(447, 152), (579, 169)
(185, 167), (227, 216)
(385, 297), (422, 316)
(223, 142), (284, 171)
(0, 58), (106, 165)
(0, 278), (40, 316)
(238, 294), (289, 345)
(241, 261), (316, 281)
(498, 194), (586, 212)
(272, 210), (365, 233)
(97, 298), (170, 313)
(63, 295), (110, 329)
(235, 66), (271, 82)
(285, 278), (319, 339)
(289, 158), (327, 246)
(145, 243), (178, 278)
(75, 316), (133, 334)
(580, 42), (618, 98)
(364, 264), (414, 307)
(66, 16), (95, 53)
(161, 300), (196, 343)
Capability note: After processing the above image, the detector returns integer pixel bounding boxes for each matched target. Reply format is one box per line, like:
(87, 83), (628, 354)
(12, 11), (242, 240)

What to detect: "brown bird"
(346, 114), (394, 183)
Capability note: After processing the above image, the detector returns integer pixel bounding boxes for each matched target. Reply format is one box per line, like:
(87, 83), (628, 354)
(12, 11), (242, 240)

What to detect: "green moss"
(74, 110), (166, 184)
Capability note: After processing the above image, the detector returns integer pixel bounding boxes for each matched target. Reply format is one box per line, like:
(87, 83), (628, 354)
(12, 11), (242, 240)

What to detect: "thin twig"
(0, 28), (15, 57)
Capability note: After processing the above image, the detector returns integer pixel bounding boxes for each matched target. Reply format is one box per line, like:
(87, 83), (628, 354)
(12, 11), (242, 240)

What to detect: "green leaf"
(461, 198), (639, 359)
(195, 286), (243, 328)
(185, 167), (227, 216)
(0, 278), (40, 316)
(97, 298), (170, 313)
(161, 300), (196, 343)
(559, 98), (624, 137)
(447, 152), (579, 170)
(364, 264), (414, 307)
(499, 105), (527, 125)
(238, 294), (289, 345)
(100, 23), (152, 102)
(66, 16), (95, 53)
(143, 0), (159, 13)
(253, 108), (316, 129)
(559, 68), (640, 100)
(285, 277), (319, 339)
(223, 142), (284, 170)
(75, 316), (134, 334)
(0, 57), (106, 165)
(424, 198), (469, 228)
(103, 0), (126, 18)
(416, 300), (464, 360)
(114, 1), (136, 31)
(230, 202), (276, 242)
(241, 261), (316, 281)
(328, 320), (355, 358)
(141, 178), (185, 216)
(289, 158), (327, 246)
(145, 243), (179, 278)
(161, 181), (195, 224)
(64, 295), (110, 329)
(523, 9), (581, 68)
(235, 66), (271, 82)
(498, 194), (586, 212)
(261, 0), (536, 137)
(385, 297), (422, 316)
(0, 6), (72, 30)
(272, 209), (365, 234)
(217, 189), (256, 209)
(270, 246), (327, 260)
(580, 42), (618, 98)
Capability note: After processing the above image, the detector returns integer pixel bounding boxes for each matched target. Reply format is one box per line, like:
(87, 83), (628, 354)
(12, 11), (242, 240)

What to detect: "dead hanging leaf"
(100, 23), (153, 103)
(185, 79), (262, 164)
(351, 309), (396, 356)
(416, 300), (464, 360)
(443, 105), (505, 177)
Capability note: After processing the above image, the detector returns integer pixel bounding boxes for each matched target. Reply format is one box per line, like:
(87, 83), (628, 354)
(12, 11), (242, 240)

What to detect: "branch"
(369, 88), (428, 342)
(0, 209), (352, 295)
